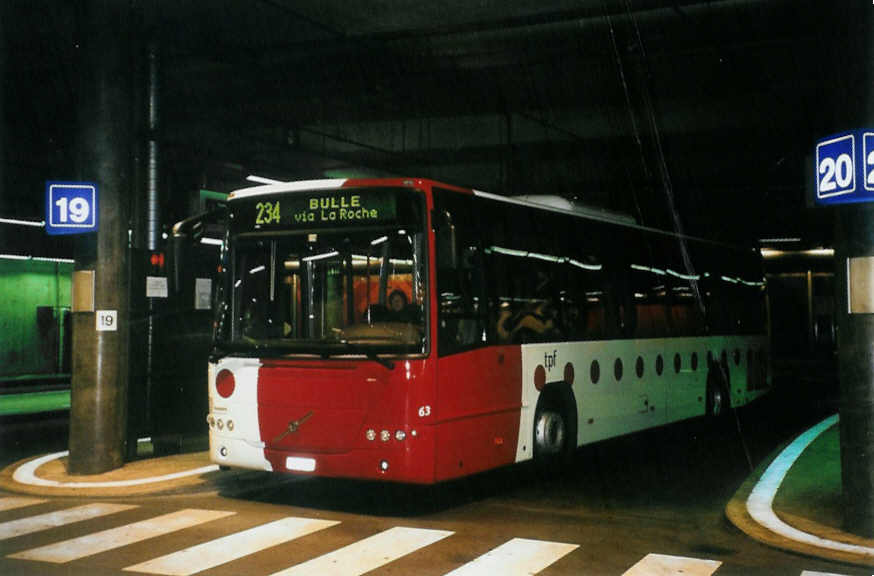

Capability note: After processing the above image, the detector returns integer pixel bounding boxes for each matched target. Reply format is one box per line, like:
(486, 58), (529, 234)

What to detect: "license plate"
(285, 457), (316, 472)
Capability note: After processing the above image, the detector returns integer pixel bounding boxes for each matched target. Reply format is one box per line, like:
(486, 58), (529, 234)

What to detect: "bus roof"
(228, 178), (351, 200)
(226, 177), (754, 253)
(476, 191), (637, 227)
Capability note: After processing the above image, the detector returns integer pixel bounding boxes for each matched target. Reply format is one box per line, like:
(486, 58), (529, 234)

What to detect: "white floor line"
(123, 516), (340, 576)
(746, 414), (874, 561)
(0, 503), (137, 541)
(442, 537), (578, 576)
(800, 571), (852, 576)
(622, 553), (721, 576)
(269, 526), (454, 576)
(0, 497), (47, 512)
(8, 508), (235, 563)
(12, 451), (219, 488)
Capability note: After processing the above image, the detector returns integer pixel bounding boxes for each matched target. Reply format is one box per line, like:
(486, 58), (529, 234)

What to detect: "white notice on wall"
(96, 310), (118, 331)
(849, 256), (874, 314)
(195, 278), (212, 310)
(146, 276), (168, 298)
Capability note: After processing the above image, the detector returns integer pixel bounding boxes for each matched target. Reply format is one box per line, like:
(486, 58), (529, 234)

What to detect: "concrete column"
(835, 204), (874, 537)
(68, 0), (133, 474)
(833, 2), (874, 538)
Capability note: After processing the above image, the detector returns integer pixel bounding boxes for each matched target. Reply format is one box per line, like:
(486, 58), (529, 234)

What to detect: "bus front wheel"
(534, 408), (567, 456)
(533, 389), (576, 474)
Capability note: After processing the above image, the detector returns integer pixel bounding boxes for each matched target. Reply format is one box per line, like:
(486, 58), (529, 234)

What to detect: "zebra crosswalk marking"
(123, 516), (340, 575)
(442, 537), (578, 576)
(622, 553), (722, 576)
(0, 504), (854, 575)
(0, 503), (137, 541)
(7, 508), (235, 564)
(0, 497), (47, 512)
(268, 526), (454, 576)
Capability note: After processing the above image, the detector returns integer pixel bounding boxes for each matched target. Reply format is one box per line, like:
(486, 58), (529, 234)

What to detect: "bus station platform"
(1, 416), (872, 568)
(0, 447), (288, 499)
(726, 414), (874, 568)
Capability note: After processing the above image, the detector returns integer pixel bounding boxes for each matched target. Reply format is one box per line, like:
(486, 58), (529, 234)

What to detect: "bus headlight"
(395, 430), (406, 441)
(365, 429), (376, 441)
(380, 430), (391, 442)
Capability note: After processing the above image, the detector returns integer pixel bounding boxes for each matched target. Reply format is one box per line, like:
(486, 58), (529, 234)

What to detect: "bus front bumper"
(262, 426), (437, 484)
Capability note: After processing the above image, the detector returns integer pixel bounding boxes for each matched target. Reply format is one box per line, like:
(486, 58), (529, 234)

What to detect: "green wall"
(0, 259), (72, 378)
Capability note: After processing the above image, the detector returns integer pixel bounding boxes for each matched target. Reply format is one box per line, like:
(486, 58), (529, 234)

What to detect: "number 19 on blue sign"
(45, 182), (98, 235)
(814, 130), (874, 205)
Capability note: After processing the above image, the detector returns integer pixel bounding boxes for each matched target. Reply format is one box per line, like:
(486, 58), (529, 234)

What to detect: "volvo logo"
(273, 410), (313, 443)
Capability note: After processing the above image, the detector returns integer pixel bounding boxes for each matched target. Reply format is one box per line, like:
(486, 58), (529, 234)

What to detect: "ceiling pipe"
(146, 38), (161, 252)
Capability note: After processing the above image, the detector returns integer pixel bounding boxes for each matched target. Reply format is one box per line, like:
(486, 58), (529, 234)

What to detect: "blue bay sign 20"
(814, 130), (874, 206)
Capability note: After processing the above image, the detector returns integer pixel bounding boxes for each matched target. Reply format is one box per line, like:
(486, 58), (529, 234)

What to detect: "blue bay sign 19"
(45, 181), (98, 235)
(814, 130), (874, 205)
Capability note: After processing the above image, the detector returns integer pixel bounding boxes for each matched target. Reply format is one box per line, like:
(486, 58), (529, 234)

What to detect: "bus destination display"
(235, 189), (398, 231)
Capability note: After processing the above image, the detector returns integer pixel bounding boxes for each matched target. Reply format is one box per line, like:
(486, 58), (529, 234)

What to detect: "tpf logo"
(544, 350), (558, 372)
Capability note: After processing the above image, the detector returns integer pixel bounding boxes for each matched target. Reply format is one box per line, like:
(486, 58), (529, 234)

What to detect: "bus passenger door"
(432, 195), (522, 480)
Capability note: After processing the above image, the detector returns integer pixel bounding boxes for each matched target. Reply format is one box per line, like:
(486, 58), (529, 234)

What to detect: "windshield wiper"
(213, 338), (397, 369)
(211, 338), (326, 360)
(210, 340), (292, 360)
(324, 341), (396, 370)
(365, 352), (395, 370)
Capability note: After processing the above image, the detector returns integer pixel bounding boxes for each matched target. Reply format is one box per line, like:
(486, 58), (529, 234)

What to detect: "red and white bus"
(203, 178), (769, 483)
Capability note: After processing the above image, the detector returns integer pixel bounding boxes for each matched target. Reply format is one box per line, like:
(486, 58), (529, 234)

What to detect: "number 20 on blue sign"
(45, 182), (98, 235)
(815, 130), (874, 205)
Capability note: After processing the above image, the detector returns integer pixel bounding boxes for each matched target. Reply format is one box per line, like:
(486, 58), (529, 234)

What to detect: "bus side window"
(658, 238), (705, 337)
(457, 245), (484, 344)
(435, 210), (457, 270)
(636, 236), (674, 338)
(618, 269), (638, 338)
(604, 251), (637, 339)
(434, 192), (486, 355)
(567, 221), (608, 341)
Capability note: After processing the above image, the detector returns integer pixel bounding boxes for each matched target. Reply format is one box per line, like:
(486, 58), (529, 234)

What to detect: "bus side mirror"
(434, 209), (457, 269)
(171, 205), (227, 293)
(170, 233), (189, 294)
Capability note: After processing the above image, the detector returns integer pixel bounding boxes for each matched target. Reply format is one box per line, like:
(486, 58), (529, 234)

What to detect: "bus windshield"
(225, 224), (427, 356)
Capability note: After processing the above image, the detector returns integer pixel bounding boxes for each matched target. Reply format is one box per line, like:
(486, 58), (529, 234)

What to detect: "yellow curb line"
(726, 415), (874, 568)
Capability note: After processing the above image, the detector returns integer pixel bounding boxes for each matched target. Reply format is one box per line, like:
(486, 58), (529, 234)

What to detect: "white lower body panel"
(515, 335), (768, 462)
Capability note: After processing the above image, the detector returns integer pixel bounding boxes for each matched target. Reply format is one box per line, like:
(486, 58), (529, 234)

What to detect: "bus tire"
(706, 364), (730, 418)
(533, 386), (577, 473)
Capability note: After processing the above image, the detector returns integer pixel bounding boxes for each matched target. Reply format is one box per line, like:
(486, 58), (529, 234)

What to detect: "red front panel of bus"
(257, 357), (438, 483)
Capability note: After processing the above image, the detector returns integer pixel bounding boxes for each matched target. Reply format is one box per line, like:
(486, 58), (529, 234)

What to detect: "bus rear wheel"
(706, 366), (730, 418)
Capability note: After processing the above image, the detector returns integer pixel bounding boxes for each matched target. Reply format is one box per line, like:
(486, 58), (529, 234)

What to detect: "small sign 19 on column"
(814, 130), (874, 205)
(45, 181), (98, 235)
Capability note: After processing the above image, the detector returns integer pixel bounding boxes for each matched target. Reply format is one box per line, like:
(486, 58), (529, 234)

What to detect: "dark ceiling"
(2, 1), (871, 257)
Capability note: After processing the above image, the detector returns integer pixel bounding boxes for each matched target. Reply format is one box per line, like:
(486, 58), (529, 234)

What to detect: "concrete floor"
(0, 371), (869, 575)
